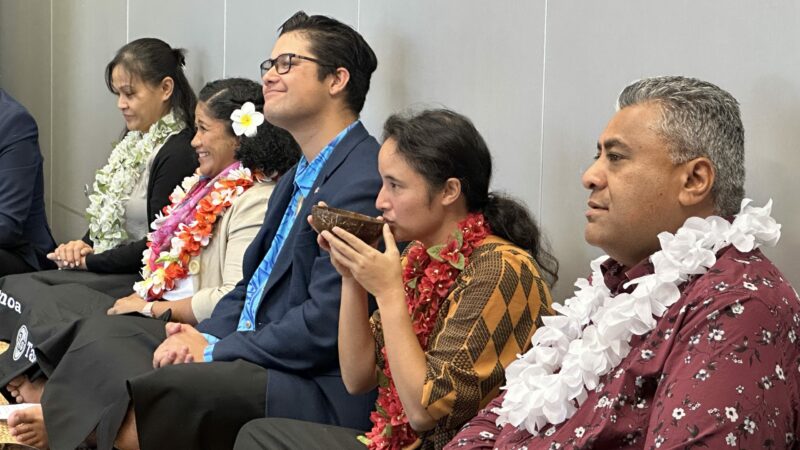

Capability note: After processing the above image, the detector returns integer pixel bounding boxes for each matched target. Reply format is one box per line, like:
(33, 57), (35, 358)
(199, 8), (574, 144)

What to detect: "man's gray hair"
(617, 76), (745, 216)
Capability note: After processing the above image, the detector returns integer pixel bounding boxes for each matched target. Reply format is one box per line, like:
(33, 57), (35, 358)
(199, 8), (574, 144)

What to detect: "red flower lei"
(362, 213), (491, 449)
(133, 168), (256, 300)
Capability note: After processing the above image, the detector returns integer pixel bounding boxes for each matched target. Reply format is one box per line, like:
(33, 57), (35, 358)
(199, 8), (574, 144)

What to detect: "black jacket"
(83, 127), (197, 274)
(197, 122), (381, 430)
(0, 89), (57, 270)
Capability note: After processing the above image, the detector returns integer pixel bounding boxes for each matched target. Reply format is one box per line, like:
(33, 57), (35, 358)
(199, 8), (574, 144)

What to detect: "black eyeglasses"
(260, 53), (332, 77)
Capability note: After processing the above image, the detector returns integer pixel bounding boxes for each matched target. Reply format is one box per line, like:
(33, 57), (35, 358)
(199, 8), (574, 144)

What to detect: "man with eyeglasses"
(138, 10), (383, 449)
(6, 11), (383, 450)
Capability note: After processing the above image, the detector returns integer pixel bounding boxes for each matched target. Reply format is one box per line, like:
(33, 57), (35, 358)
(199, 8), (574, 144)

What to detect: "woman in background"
(0, 37), (198, 344)
(49, 37), (197, 275)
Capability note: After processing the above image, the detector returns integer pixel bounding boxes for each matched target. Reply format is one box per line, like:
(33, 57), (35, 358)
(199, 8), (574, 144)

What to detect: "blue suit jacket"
(196, 122), (381, 430)
(0, 89), (56, 270)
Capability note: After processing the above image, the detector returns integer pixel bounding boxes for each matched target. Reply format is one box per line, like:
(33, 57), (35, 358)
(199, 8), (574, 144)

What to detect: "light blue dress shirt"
(202, 121), (358, 362)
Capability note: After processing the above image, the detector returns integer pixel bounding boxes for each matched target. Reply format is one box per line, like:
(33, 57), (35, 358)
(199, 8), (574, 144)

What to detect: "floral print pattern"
(444, 246), (799, 449)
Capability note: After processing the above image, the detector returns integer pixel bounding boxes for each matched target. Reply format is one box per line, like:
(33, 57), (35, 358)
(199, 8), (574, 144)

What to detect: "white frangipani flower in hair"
(230, 102), (265, 137)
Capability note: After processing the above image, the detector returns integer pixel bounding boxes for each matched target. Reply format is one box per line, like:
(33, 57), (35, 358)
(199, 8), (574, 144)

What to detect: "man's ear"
(159, 76), (175, 102)
(440, 178), (463, 207)
(678, 157), (715, 207)
(328, 67), (350, 97)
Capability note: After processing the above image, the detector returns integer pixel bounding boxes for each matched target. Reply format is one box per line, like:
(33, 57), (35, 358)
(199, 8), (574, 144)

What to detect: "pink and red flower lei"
(134, 170), (256, 300)
(363, 213), (490, 449)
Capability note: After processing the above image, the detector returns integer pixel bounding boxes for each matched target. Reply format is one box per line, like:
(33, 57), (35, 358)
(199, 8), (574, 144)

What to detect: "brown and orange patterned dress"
(371, 234), (553, 449)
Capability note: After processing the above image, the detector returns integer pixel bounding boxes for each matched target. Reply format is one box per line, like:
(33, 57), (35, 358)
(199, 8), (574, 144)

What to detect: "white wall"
(1, 0), (797, 301)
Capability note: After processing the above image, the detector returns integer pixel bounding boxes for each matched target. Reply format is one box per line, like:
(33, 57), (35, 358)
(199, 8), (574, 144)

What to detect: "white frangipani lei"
(495, 199), (781, 434)
(86, 111), (184, 253)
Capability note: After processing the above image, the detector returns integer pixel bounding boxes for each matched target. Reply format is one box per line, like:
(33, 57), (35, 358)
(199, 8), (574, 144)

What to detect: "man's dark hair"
(279, 11), (378, 114)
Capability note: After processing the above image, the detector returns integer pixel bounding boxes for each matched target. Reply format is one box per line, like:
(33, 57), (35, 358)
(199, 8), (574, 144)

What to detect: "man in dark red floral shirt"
(446, 76), (799, 449)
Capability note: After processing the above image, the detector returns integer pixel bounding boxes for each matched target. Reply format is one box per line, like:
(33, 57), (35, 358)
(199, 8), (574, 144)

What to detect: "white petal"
(241, 101), (256, 114)
(232, 121), (246, 136)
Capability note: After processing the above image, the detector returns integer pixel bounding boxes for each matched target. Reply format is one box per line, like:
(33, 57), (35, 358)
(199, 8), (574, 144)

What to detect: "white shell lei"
(86, 111), (184, 252)
(494, 199), (781, 434)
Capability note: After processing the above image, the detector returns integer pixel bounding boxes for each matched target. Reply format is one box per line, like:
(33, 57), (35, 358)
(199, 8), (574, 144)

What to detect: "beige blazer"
(189, 180), (274, 321)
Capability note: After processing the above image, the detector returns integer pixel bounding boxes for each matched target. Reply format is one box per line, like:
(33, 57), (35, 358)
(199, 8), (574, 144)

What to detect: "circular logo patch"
(12, 325), (28, 362)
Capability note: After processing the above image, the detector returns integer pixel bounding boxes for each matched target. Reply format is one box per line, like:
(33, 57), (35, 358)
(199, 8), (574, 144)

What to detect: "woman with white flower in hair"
(104, 77), (299, 324)
(1, 79), (300, 442)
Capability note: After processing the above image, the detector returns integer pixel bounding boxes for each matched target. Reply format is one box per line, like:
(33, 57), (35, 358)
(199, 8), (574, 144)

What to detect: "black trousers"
(0, 248), (34, 277)
(0, 271), (135, 403)
(0, 269), (138, 342)
(234, 417), (364, 450)
(37, 314), (268, 450)
(130, 359), (268, 450)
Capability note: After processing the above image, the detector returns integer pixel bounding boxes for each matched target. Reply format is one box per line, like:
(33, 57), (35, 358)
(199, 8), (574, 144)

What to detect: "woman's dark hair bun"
(173, 48), (186, 67)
